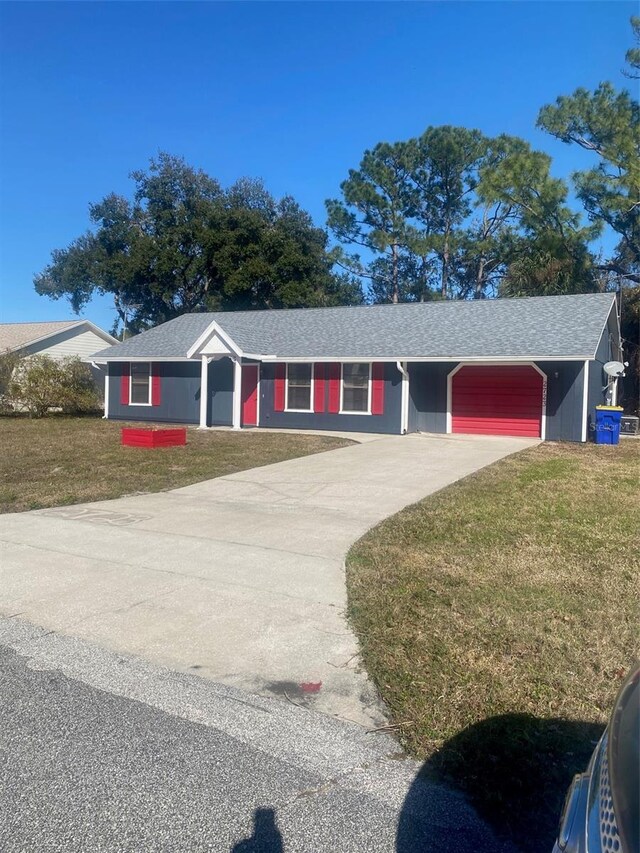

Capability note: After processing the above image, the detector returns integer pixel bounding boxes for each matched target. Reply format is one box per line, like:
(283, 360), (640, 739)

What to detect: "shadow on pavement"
(232, 808), (283, 853)
(397, 713), (604, 853)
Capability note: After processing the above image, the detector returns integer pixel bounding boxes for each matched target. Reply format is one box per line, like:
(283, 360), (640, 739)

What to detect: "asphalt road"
(0, 617), (514, 853)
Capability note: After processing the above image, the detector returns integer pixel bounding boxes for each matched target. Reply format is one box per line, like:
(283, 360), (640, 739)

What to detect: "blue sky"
(0, 1), (635, 330)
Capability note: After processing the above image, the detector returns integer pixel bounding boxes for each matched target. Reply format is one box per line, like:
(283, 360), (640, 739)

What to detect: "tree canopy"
(537, 83), (639, 286)
(35, 154), (362, 334)
(36, 15), (638, 332)
(624, 15), (640, 78)
(325, 15), (638, 304)
(536, 15), (639, 287)
(327, 128), (594, 301)
(534, 14), (640, 412)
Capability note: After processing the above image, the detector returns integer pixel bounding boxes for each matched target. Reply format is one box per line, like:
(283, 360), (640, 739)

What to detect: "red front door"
(241, 365), (259, 426)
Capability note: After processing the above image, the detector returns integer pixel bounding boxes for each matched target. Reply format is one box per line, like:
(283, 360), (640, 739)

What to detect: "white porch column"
(581, 359), (590, 442)
(199, 355), (209, 428)
(232, 357), (242, 430)
(103, 371), (109, 419)
(401, 360), (409, 433)
(396, 361), (409, 434)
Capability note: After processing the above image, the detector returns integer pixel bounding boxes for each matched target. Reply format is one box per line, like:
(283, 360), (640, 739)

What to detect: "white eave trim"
(186, 320), (243, 359)
(6, 319), (118, 353)
(81, 320), (120, 345)
(92, 353), (598, 365)
(258, 355), (596, 363)
(86, 356), (194, 364)
(592, 296), (620, 360)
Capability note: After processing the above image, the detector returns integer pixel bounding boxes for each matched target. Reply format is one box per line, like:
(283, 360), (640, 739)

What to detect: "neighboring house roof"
(91, 293), (617, 362)
(0, 320), (117, 354)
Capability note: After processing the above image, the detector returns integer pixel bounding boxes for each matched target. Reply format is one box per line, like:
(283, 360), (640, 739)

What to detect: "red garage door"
(451, 366), (544, 438)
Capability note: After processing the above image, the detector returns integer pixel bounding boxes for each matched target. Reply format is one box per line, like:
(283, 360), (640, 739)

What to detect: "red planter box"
(121, 428), (187, 448)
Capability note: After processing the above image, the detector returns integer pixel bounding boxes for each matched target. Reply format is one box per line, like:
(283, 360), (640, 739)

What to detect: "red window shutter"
(151, 364), (161, 406)
(328, 363), (341, 413)
(313, 363), (325, 413)
(274, 363), (285, 412)
(371, 363), (385, 415)
(120, 364), (130, 405)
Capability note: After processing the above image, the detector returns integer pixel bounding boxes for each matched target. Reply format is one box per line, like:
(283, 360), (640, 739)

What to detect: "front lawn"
(0, 416), (352, 513)
(347, 440), (640, 853)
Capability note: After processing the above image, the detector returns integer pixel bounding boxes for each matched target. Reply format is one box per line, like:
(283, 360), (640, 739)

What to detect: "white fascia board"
(591, 297), (619, 359)
(94, 353), (596, 365)
(85, 356), (194, 363)
(7, 320), (118, 353)
(258, 355), (595, 363)
(80, 320), (119, 345)
(186, 320), (243, 359)
(613, 300), (623, 360)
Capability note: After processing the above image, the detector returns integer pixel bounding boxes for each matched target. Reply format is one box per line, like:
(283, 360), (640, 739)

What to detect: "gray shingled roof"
(92, 293), (616, 361)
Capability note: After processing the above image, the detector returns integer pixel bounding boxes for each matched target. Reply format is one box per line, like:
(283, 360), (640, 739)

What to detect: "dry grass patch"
(0, 415), (353, 513)
(347, 440), (640, 852)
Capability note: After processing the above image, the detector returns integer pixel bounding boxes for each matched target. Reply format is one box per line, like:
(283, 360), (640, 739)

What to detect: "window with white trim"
(286, 363), (312, 411)
(341, 363), (370, 413)
(130, 362), (151, 405)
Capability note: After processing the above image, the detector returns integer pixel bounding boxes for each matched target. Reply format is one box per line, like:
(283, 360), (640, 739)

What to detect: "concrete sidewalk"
(0, 432), (537, 726)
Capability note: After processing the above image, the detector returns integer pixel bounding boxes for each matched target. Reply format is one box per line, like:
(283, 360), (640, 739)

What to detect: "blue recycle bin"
(594, 406), (624, 445)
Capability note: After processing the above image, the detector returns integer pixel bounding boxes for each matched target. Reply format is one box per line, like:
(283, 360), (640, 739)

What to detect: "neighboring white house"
(0, 320), (118, 391)
(0, 320), (117, 360)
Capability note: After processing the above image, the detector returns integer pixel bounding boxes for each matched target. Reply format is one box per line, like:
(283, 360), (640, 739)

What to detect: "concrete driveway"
(0, 431), (537, 726)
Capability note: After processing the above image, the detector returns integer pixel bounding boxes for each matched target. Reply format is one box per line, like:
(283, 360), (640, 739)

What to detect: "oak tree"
(35, 154), (361, 334)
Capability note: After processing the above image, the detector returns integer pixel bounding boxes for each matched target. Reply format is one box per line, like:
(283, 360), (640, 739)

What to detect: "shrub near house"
(2, 353), (101, 417)
(0, 350), (20, 411)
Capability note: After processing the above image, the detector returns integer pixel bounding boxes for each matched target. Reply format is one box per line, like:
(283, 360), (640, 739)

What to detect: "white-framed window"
(341, 363), (371, 414)
(130, 362), (152, 405)
(285, 363), (313, 412)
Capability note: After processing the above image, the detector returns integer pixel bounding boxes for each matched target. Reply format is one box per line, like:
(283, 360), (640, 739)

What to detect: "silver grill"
(598, 736), (621, 852)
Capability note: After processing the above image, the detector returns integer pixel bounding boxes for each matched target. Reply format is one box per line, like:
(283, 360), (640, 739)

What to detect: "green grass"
(0, 415), (353, 513)
(346, 439), (640, 852)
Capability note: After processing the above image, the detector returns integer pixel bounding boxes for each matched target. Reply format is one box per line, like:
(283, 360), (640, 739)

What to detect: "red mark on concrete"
(300, 681), (322, 694)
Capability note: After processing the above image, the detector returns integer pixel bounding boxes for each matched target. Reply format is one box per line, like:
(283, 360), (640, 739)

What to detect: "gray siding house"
(92, 293), (621, 442)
